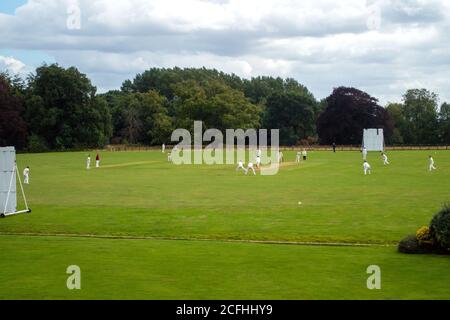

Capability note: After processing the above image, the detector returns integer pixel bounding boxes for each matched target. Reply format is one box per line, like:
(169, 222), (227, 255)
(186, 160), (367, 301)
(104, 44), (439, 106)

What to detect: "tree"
(264, 92), (316, 145)
(242, 76), (314, 105)
(171, 80), (261, 133)
(0, 74), (28, 149)
(25, 64), (112, 149)
(121, 100), (143, 144)
(126, 67), (244, 99)
(111, 90), (172, 145)
(401, 89), (439, 145)
(439, 102), (450, 144)
(83, 96), (113, 147)
(386, 103), (405, 144)
(138, 90), (172, 144)
(317, 87), (393, 145)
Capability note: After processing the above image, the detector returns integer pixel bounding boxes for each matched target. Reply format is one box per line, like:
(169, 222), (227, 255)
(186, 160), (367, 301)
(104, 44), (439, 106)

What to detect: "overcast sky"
(0, 0), (449, 105)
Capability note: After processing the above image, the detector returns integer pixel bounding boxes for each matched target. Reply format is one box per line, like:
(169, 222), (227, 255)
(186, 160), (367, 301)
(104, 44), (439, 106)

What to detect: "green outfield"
(0, 150), (449, 299)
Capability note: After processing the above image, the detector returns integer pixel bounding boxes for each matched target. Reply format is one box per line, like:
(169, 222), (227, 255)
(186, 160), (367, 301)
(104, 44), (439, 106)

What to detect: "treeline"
(1, 64), (449, 151)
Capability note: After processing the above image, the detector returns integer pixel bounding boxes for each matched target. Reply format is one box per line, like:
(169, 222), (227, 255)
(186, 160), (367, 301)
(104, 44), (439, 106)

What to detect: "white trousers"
(24, 175), (29, 184)
(96, 160), (100, 168)
(246, 167), (256, 175)
(364, 168), (371, 175)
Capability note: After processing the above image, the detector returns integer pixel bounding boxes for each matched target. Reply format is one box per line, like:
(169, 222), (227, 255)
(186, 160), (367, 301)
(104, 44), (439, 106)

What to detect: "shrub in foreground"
(398, 235), (429, 254)
(399, 204), (450, 255)
(429, 204), (450, 252)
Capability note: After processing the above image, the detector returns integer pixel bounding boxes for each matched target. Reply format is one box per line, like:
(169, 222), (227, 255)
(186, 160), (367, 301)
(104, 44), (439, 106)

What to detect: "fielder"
(362, 147), (368, 160)
(236, 160), (247, 173)
(162, 143), (166, 153)
(95, 153), (100, 168)
(363, 160), (371, 175)
(302, 149), (308, 161)
(278, 151), (283, 163)
(296, 151), (302, 163)
(257, 148), (262, 158)
(23, 166), (30, 184)
(429, 156), (437, 172)
(381, 152), (389, 165)
(246, 162), (256, 175)
(168, 152), (172, 162)
(86, 155), (91, 169)
(255, 155), (261, 168)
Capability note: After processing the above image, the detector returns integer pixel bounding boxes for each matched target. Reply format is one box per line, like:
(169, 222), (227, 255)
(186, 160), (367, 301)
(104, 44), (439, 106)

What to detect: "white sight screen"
(0, 147), (17, 214)
(363, 129), (384, 151)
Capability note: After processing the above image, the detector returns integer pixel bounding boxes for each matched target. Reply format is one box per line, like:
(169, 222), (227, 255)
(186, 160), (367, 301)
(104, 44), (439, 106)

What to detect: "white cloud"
(0, 56), (26, 74)
(1, 0), (449, 104)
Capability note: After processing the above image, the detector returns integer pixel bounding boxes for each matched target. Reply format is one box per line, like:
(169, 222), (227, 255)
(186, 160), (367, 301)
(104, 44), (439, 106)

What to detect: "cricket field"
(0, 150), (449, 299)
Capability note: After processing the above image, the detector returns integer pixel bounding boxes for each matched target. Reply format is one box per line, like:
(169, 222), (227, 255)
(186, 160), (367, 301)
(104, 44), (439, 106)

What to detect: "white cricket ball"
(298, 201), (302, 205)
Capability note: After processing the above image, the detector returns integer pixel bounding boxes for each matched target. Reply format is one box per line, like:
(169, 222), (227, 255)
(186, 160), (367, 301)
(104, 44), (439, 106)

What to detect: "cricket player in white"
(381, 152), (389, 165)
(162, 143), (165, 153)
(23, 166), (30, 184)
(362, 147), (368, 160)
(236, 160), (246, 173)
(257, 149), (262, 158)
(363, 160), (371, 175)
(168, 152), (172, 162)
(278, 151), (283, 163)
(246, 162), (256, 175)
(296, 151), (301, 163)
(255, 156), (261, 168)
(429, 156), (437, 171)
(86, 155), (91, 169)
(302, 149), (307, 161)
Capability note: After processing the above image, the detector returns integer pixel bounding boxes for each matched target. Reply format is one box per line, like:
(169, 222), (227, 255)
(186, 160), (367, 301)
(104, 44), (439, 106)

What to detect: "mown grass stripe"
(0, 232), (395, 248)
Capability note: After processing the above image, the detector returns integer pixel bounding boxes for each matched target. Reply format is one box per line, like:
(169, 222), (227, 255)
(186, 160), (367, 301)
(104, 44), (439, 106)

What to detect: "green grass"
(0, 150), (449, 299)
(1, 235), (449, 300)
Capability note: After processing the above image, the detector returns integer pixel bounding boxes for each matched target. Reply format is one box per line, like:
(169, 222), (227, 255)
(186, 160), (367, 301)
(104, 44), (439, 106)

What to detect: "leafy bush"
(416, 226), (434, 250)
(416, 226), (431, 241)
(398, 235), (428, 254)
(429, 204), (450, 251)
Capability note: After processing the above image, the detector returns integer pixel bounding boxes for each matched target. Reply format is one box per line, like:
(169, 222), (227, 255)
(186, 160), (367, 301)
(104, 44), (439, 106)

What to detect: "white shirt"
(302, 151), (307, 156)
(430, 157), (434, 165)
(23, 168), (29, 176)
(383, 154), (388, 161)
(87, 157), (91, 163)
(257, 149), (261, 157)
(363, 162), (371, 170)
(256, 156), (261, 163)
(248, 162), (254, 168)
(238, 161), (244, 167)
